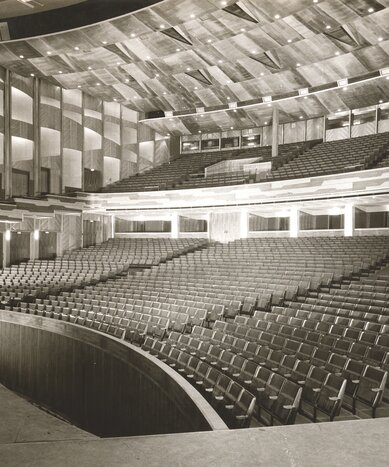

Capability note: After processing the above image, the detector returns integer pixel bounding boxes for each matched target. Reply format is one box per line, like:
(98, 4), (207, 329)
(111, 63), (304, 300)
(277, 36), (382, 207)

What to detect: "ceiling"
(0, 0), (389, 135)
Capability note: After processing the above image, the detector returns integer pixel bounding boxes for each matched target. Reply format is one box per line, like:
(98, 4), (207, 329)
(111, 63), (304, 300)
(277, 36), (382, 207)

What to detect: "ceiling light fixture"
(74, 46), (79, 51)
(274, 14), (280, 19)
(19, 55), (24, 58)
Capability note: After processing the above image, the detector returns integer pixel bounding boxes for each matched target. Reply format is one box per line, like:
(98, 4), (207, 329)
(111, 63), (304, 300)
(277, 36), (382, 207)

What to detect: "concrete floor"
(0, 384), (95, 445)
(1, 383), (389, 467)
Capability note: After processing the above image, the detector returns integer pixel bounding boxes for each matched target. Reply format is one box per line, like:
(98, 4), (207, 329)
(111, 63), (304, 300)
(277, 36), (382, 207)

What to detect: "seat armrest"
(328, 396), (340, 401)
(371, 388), (381, 393)
(283, 405), (294, 410)
(351, 379), (360, 384)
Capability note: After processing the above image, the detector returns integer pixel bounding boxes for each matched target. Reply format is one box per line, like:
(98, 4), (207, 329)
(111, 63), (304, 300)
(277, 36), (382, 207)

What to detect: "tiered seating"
(4, 235), (389, 428)
(101, 142), (305, 193)
(0, 238), (207, 306)
(0, 259), (120, 305)
(176, 171), (251, 190)
(62, 238), (207, 268)
(268, 132), (389, 181)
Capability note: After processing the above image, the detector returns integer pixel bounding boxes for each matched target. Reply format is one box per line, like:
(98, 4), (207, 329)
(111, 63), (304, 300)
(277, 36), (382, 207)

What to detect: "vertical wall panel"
(40, 81), (61, 194)
(62, 89), (83, 192)
(11, 74), (34, 197)
(0, 68), (4, 198)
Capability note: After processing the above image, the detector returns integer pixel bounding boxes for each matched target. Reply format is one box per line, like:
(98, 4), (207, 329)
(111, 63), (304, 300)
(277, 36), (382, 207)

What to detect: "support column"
(289, 207), (300, 238)
(344, 205), (355, 237)
(348, 110), (352, 139)
(272, 107), (279, 158)
(171, 212), (179, 239)
(3, 224), (11, 268)
(111, 215), (115, 239)
(322, 115), (327, 142)
(240, 211), (249, 239)
(375, 105), (380, 134)
(4, 69), (12, 199)
(56, 214), (64, 257)
(30, 218), (40, 260)
(33, 77), (41, 196)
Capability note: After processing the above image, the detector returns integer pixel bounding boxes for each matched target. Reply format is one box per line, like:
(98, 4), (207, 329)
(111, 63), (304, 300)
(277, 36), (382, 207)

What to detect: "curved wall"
(0, 310), (226, 437)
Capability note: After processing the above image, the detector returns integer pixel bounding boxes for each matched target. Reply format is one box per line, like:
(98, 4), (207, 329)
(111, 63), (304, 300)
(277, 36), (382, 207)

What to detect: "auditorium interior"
(0, 0), (389, 465)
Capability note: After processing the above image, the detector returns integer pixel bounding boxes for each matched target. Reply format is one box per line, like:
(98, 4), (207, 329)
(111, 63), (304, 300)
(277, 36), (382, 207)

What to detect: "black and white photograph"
(0, 0), (388, 465)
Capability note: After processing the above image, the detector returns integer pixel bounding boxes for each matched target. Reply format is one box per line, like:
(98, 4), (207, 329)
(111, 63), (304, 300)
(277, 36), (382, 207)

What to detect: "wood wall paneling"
(0, 312), (225, 437)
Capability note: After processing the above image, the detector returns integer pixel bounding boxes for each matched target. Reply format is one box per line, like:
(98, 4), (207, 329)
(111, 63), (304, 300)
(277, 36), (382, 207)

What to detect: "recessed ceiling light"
(337, 108), (342, 111)
(335, 51), (340, 56)
(287, 39), (292, 43)
(186, 67), (191, 71)
(96, 82), (101, 86)
(58, 71), (63, 74)
(227, 96), (230, 99)
(77, 85), (81, 88)
(198, 130), (202, 133)
(130, 33), (136, 38)
(218, 59), (223, 63)
(163, 91), (167, 95)
(117, 61), (122, 65)
(176, 48), (181, 52)
(299, 116), (303, 119)
(241, 28), (246, 32)
(296, 63), (301, 66)
(378, 37), (383, 42)
(207, 39), (212, 43)
(226, 80), (232, 83)
(194, 86), (198, 90)
(125, 78), (130, 83)
(113, 98), (117, 101)
(74, 46), (79, 51)
(313, 0), (318, 3)
(30, 73), (35, 77)
(379, 99), (383, 103)
(304, 96), (308, 100)
(368, 7), (374, 13)
(251, 50), (257, 54)
(155, 74), (160, 78)
(88, 66), (92, 70)
(46, 51), (52, 55)
(326, 25), (331, 29)
(267, 103), (271, 107)
(190, 14), (195, 18)
(264, 121), (268, 125)
(274, 14), (280, 19)
(260, 72), (265, 76)
(233, 109), (237, 113)
(221, 1), (227, 5)
(146, 55), (151, 60)
(200, 114), (204, 117)
(19, 55), (24, 58)
(230, 126), (234, 129)
(160, 24), (165, 29)
(343, 86), (348, 91)
(102, 41), (107, 45)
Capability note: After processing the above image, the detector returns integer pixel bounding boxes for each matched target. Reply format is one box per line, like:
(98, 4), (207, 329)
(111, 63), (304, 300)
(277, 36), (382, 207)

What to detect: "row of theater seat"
(3, 236), (389, 427)
(101, 142), (306, 193)
(101, 133), (389, 194)
(268, 132), (389, 181)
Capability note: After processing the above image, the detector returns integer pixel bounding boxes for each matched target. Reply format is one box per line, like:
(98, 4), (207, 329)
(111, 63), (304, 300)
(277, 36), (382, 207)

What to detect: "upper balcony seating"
(100, 133), (388, 194)
(101, 142), (306, 193)
(267, 132), (389, 182)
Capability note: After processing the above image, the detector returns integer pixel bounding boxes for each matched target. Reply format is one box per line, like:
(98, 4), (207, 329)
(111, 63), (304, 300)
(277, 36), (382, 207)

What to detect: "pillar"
(3, 224), (11, 268)
(171, 212), (179, 239)
(30, 218), (40, 260)
(240, 210), (249, 239)
(322, 115), (327, 142)
(56, 214), (64, 256)
(289, 207), (300, 238)
(272, 107), (279, 158)
(4, 69), (12, 199)
(33, 77), (41, 196)
(344, 205), (355, 237)
(348, 110), (352, 139)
